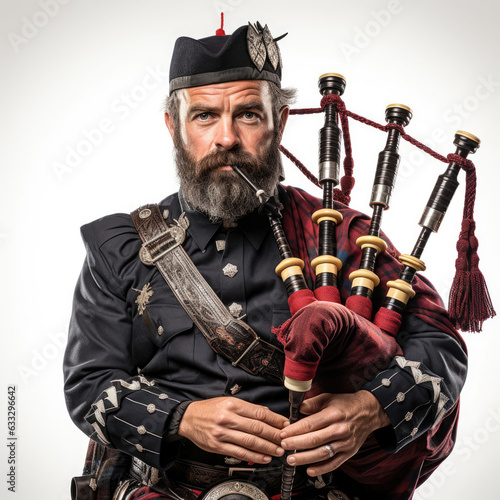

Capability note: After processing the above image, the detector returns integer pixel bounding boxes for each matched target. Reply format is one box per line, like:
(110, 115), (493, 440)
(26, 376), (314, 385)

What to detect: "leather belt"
(129, 457), (308, 498)
(131, 204), (285, 384)
(169, 459), (286, 491)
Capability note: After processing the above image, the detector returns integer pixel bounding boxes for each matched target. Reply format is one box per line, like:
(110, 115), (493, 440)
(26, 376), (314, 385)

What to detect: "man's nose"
(214, 117), (240, 150)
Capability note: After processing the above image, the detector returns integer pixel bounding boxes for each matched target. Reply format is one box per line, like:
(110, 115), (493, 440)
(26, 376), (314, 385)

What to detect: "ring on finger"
(324, 443), (335, 458)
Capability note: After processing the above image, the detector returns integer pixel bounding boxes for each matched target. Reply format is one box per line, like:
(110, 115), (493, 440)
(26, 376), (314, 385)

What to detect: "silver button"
(136, 444), (144, 452)
(139, 209), (151, 219)
(381, 378), (391, 387)
(223, 263), (238, 278)
(163, 209), (169, 219)
(405, 412), (413, 421)
(137, 425), (147, 435)
(216, 240), (226, 251)
(159, 393), (168, 400)
(228, 303), (243, 318)
(157, 326), (164, 336)
(396, 392), (405, 403)
(147, 404), (156, 414)
(411, 427), (418, 436)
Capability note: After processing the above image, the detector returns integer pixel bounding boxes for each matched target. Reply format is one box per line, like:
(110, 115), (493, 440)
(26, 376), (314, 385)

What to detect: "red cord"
(282, 95), (495, 331)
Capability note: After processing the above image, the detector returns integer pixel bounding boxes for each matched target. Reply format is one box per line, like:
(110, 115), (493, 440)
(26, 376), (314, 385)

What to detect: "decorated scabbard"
(374, 131), (480, 333)
(346, 104), (412, 319)
(311, 73), (346, 302)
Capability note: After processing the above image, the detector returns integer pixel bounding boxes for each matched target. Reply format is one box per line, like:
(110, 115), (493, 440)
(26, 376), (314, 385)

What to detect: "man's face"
(165, 80), (288, 224)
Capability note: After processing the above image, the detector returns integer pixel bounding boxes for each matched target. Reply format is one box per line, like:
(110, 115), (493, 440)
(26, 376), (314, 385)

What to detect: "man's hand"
(279, 391), (390, 476)
(178, 397), (287, 464)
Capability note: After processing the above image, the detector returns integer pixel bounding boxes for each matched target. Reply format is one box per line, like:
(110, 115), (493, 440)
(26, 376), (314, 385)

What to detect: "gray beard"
(173, 132), (283, 225)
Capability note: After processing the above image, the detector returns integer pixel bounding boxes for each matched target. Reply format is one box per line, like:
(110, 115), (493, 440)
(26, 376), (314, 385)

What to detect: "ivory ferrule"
(311, 208), (343, 226)
(284, 377), (312, 392)
(349, 269), (380, 289)
(386, 279), (416, 303)
(275, 258), (305, 281)
(311, 254), (343, 273)
(356, 235), (387, 254)
(399, 254), (426, 272)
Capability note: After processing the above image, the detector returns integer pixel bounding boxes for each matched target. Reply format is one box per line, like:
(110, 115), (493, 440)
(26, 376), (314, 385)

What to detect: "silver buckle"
(139, 225), (185, 265)
(228, 467), (257, 477)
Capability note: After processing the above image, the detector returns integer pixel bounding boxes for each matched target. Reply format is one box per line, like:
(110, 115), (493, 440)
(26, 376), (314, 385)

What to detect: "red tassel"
(448, 160), (496, 332)
(215, 13), (225, 36)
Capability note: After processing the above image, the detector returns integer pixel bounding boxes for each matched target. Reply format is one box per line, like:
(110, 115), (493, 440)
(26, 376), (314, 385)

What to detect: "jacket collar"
(160, 191), (272, 252)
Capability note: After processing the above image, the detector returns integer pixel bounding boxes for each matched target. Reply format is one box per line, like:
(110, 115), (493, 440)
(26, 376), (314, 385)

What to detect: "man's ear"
(278, 106), (290, 142)
(164, 113), (175, 140)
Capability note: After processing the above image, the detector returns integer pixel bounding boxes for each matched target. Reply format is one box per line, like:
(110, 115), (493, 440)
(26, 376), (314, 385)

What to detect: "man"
(64, 21), (467, 500)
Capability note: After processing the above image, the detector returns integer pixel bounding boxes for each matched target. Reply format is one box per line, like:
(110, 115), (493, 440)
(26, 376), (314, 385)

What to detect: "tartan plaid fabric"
(280, 185), (465, 499)
(128, 486), (170, 500)
(280, 184), (464, 346)
(82, 440), (132, 500)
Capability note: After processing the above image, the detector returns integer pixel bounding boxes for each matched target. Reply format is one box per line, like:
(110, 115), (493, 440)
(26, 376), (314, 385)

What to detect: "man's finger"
(279, 406), (346, 440)
(222, 429), (285, 458)
(280, 422), (350, 451)
(226, 415), (286, 445)
(299, 393), (332, 415)
(306, 449), (352, 477)
(214, 442), (275, 465)
(285, 439), (352, 476)
(226, 399), (289, 429)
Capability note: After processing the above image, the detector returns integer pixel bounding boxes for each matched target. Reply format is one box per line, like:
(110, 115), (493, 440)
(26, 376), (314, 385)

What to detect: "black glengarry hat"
(169, 18), (285, 94)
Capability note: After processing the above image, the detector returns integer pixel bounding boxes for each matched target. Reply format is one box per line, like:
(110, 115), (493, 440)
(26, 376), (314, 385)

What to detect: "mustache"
(197, 149), (264, 174)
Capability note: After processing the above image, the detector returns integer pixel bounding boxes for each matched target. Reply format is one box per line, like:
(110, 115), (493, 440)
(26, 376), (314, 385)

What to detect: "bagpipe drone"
(233, 73), (495, 499)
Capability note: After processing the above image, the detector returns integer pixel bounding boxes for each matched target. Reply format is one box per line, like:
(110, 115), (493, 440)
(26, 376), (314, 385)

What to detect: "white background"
(1, 1), (499, 499)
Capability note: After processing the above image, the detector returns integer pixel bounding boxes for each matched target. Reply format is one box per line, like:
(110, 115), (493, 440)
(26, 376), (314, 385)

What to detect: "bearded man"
(64, 21), (467, 500)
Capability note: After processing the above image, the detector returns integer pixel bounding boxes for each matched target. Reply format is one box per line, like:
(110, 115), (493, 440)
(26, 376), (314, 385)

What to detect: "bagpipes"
(234, 73), (495, 498)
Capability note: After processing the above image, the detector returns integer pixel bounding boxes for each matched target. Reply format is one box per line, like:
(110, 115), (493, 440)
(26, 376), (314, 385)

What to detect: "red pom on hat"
(216, 13), (225, 36)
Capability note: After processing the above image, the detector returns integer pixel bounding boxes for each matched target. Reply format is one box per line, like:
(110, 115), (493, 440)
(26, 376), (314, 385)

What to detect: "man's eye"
(242, 112), (257, 120)
(197, 112), (211, 121)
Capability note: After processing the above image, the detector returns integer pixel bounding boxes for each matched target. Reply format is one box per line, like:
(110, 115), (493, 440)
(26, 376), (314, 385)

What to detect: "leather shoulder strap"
(131, 204), (284, 384)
